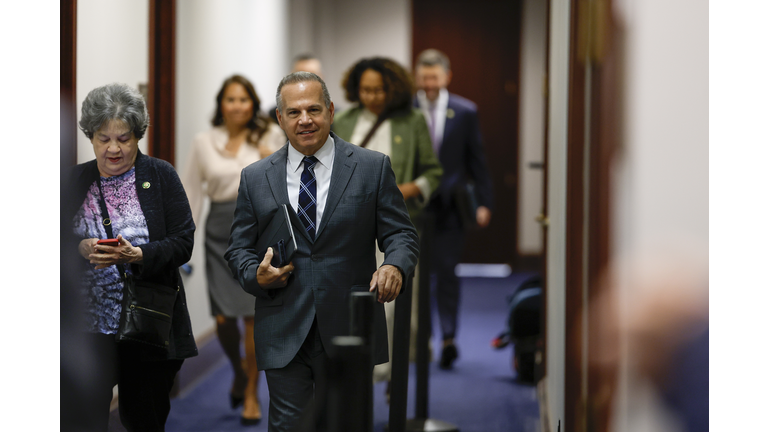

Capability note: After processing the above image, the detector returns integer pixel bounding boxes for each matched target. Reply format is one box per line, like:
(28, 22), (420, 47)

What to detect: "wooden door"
(412, 0), (524, 267)
(148, 0), (177, 165)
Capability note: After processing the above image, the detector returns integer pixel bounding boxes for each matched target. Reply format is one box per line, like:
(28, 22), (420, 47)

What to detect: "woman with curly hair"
(333, 57), (442, 397)
(181, 74), (283, 425)
(334, 57), (442, 226)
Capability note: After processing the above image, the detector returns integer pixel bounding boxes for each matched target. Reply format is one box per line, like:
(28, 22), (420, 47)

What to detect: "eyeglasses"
(360, 87), (386, 96)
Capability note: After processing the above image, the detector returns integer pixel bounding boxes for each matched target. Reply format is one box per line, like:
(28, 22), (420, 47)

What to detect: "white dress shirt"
(416, 87), (449, 152)
(286, 134), (335, 229)
(349, 107), (392, 156)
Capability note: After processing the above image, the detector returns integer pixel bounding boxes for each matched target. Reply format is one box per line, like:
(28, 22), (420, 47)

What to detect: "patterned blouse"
(72, 167), (150, 334)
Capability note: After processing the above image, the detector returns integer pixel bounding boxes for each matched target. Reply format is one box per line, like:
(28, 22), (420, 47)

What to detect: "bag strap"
(96, 177), (115, 239)
(96, 178), (130, 279)
(358, 113), (388, 148)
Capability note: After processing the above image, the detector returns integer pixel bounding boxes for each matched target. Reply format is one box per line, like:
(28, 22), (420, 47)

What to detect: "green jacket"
(333, 106), (443, 224)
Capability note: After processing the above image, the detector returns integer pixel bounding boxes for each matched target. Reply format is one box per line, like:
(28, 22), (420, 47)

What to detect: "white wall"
(288, 0), (317, 59)
(612, 0), (708, 259)
(300, 0), (412, 112)
(176, 0), (290, 339)
(545, 0), (571, 428)
(517, 0), (548, 255)
(76, 0), (149, 162)
(610, 0), (708, 430)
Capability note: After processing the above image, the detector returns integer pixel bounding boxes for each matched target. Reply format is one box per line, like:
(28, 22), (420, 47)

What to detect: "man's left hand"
(398, 182), (421, 201)
(369, 265), (403, 303)
(476, 206), (492, 228)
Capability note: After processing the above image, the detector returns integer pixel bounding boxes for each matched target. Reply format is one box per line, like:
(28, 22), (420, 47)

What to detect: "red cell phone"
(97, 238), (119, 247)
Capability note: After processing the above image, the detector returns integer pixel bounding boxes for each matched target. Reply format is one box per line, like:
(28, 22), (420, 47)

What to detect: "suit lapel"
(265, 146), (291, 205)
(265, 145), (314, 243)
(442, 93), (458, 149)
(315, 136), (356, 240)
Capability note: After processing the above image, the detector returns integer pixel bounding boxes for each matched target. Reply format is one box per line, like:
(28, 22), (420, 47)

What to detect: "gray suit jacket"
(225, 133), (419, 370)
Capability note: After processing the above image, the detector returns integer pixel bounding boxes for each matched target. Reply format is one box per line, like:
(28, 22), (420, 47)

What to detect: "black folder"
(255, 204), (297, 268)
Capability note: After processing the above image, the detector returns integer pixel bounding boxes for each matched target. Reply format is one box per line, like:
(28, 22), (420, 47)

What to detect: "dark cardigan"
(65, 151), (198, 360)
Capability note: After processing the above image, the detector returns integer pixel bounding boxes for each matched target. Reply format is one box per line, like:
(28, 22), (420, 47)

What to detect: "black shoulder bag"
(97, 178), (178, 351)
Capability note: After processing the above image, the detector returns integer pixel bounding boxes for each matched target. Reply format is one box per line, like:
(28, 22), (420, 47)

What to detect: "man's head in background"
(292, 54), (323, 79)
(415, 49), (452, 103)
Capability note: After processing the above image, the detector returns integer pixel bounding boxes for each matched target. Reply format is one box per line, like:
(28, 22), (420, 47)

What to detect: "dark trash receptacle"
(493, 275), (542, 383)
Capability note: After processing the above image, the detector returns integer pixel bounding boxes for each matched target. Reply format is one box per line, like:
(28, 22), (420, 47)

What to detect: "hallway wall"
(610, 0), (708, 430)
(174, 0), (290, 339)
(518, 0), (548, 256)
(612, 0), (708, 259)
(76, 0), (149, 163)
(289, 0), (412, 112)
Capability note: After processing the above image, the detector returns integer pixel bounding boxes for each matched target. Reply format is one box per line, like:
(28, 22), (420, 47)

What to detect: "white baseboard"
(454, 263), (513, 278)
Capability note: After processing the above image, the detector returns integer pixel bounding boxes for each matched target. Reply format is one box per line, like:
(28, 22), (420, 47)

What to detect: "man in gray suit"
(225, 72), (419, 432)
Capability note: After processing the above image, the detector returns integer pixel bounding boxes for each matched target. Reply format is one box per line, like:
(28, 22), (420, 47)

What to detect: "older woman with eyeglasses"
(66, 82), (197, 431)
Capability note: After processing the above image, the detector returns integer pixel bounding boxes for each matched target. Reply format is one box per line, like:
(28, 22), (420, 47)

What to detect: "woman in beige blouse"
(182, 75), (283, 425)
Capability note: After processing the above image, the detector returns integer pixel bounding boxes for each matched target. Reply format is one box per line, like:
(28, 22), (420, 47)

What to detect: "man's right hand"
(256, 247), (295, 289)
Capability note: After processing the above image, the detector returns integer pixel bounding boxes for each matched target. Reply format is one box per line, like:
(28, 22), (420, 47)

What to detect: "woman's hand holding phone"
(89, 234), (144, 269)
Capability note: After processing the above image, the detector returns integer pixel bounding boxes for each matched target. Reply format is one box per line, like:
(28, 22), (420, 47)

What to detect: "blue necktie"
(298, 156), (319, 240)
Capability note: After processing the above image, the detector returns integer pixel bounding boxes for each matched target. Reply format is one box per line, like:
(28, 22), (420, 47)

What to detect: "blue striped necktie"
(298, 156), (319, 240)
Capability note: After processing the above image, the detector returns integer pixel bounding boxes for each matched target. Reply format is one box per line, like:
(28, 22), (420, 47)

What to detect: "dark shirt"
(66, 151), (198, 360)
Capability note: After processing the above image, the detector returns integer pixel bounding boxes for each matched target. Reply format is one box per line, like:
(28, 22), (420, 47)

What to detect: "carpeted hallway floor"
(155, 272), (541, 431)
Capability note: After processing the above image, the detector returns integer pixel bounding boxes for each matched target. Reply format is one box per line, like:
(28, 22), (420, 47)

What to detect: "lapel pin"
(446, 108), (455, 119)
(142, 181), (151, 189)
(394, 135), (402, 144)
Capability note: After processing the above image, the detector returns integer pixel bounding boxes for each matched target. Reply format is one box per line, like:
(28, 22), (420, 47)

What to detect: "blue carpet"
(166, 273), (539, 431)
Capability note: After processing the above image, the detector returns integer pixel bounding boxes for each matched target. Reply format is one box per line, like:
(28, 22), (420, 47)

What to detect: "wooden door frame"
(564, 0), (587, 420)
(148, 0), (177, 165)
(563, 0), (618, 431)
(585, 1), (622, 429)
(61, 0), (77, 168)
(539, 0), (552, 384)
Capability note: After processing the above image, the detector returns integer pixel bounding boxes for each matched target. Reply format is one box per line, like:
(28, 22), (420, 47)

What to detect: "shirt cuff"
(413, 176), (432, 208)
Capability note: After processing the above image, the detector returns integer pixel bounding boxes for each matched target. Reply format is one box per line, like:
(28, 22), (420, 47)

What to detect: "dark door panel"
(412, 0), (523, 266)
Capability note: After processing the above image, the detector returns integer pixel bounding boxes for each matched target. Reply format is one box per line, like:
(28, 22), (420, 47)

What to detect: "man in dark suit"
(414, 49), (494, 369)
(226, 72), (419, 432)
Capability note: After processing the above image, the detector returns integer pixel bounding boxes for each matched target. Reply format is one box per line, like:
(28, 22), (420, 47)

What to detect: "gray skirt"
(205, 200), (254, 317)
